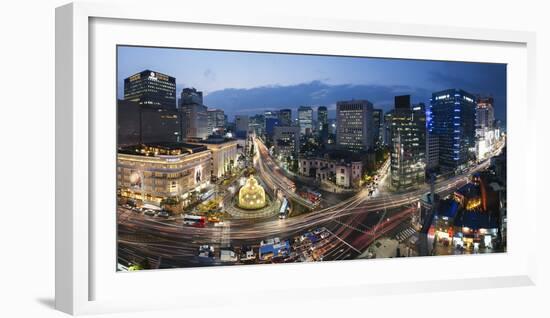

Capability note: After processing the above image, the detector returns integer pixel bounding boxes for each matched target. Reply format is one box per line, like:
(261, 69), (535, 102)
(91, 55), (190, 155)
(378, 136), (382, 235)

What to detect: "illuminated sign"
(129, 73), (141, 82)
(435, 94), (450, 101)
(463, 96), (474, 103)
(147, 71), (169, 82)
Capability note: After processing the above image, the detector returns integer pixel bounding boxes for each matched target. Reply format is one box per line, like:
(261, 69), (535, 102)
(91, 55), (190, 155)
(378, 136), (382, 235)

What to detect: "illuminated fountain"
(238, 175), (267, 210)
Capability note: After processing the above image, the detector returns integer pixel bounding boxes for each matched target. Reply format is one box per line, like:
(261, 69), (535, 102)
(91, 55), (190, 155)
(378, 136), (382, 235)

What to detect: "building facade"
(298, 106), (313, 136)
(235, 115), (249, 138)
(179, 87), (203, 106)
(476, 96), (495, 131)
(191, 138), (238, 179)
(317, 106), (329, 143)
(278, 109), (292, 126)
(117, 100), (181, 146)
(298, 153), (363, 188)
(117, 143), (212, 205)
(124, 70), (177, 109)
(273, 125), (300, 159)
(180, 103), (208, 140)
(207, 109), (225, 135)
(179, 88), (208, 140)
(428, 89), (476, 172)
(389, 96), (427, 190)
(426, 133), (439, 171)
(372, 108), (383, 147)
(336, 99), (374, 151)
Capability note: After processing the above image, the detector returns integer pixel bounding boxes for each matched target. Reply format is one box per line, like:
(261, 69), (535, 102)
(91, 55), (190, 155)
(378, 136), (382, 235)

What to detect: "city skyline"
(117, 46), (507, 124)
(117, 45), (507, 270)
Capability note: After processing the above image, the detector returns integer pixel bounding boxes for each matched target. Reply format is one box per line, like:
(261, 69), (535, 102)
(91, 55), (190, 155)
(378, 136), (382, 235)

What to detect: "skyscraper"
(317, 106), (328, 129)
(207, 109), (225, 135)
(389, 96), (426, 190)
(179, 87), (203, 106)
(117, 100), (181, 145)
(264, 110), (279, 120)
(428, 89), (476, 171)
(336, 100), (374, 151)
(265, 118), (280, 139)
(179, 88), (208, 139)
(249, 114), (265, 137)
(298, 106), (313, 135)
(273, 126), (300, 158)
(235, 115), (249, 138)
(476, 96), (495, 130)
(124, 70), (176, 109)
(372, 108), (383, 147)
(318, 106), (329, 143)
(383, 110), (394, 146)
(278, 109), (292, 126)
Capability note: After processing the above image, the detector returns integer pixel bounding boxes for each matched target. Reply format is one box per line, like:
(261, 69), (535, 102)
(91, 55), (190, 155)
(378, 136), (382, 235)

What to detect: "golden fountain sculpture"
(238, 175), (267, 210)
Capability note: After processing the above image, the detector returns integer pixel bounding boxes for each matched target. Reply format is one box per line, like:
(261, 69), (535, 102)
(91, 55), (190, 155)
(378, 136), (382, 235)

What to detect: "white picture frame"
(56, 1), (537, 315)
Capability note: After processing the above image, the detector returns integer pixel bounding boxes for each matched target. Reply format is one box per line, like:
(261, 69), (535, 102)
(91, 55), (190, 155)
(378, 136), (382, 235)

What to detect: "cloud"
(428, 71), (477, 91)
(203, 68), (216, 81)
(204, 80), (432, 118)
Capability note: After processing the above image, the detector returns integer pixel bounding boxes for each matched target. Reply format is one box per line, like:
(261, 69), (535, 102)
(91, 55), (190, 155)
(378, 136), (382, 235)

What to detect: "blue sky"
(117, 46), (506, 122)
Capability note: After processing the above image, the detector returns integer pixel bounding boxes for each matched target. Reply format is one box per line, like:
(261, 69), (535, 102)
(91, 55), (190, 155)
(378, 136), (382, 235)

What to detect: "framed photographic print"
(56, 2), (537, 315)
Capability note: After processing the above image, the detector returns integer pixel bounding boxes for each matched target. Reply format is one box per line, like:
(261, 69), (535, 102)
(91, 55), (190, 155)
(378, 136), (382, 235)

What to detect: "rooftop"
(118, 142), (208, 157)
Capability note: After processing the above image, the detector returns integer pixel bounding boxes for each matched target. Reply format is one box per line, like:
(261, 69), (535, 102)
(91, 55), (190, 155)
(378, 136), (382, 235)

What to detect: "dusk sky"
(117, 46), (507, 123)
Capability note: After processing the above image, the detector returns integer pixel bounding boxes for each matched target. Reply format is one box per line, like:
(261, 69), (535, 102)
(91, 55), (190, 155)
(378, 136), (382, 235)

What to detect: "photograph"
(116, 46), (507, 271)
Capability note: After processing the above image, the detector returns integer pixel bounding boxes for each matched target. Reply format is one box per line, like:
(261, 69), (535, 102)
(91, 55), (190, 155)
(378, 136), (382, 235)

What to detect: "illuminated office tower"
(389, 95), (426, 190)
(476, 96), (495, 130)
(336, 99), (374, 151)
(372, 108), (383, 147)
(207, 109), (225, 135)
(428, 89), (476, 171)
(124, 70), (176, 109)
(318, 106), (329, 143)
(298, 106), (313, 136)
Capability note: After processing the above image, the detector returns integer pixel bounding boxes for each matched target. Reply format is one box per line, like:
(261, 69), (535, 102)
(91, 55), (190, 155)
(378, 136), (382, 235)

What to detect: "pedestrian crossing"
(395, 227), (416, 243)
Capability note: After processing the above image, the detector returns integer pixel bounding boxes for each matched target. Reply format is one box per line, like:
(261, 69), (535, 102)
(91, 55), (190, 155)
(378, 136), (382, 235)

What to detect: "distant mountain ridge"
(203, 80), (432, 118)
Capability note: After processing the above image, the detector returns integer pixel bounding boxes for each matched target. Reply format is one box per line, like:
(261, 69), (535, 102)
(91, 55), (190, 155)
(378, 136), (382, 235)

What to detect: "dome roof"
(238, 175), (267, 210)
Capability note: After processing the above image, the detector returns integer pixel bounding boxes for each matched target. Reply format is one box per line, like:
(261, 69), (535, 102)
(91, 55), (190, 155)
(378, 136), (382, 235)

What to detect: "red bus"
(183, 215), (206, 228)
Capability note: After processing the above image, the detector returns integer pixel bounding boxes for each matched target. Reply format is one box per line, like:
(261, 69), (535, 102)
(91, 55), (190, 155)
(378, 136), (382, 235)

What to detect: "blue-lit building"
(265, 117), (280, 139)
(427, 89), (476, 172)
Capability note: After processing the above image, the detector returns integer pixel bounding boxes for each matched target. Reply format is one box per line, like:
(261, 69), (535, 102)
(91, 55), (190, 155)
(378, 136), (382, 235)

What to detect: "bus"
(200, 189), (215, 201)
(301, 189), (322, 205)
(183, 214), (206, 227)
(279, 198), (289, 219)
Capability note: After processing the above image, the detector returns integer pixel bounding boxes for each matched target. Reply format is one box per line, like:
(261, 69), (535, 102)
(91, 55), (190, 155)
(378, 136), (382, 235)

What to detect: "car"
(157, 211), (170, 218)
(198, 245), (215, 258)
(144, 209), (156, 216)
(214, 221), (225, 227)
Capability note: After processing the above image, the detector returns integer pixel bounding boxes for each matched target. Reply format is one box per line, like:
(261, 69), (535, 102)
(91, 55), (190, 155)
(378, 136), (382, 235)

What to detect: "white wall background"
(0, 0), (547, 317)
